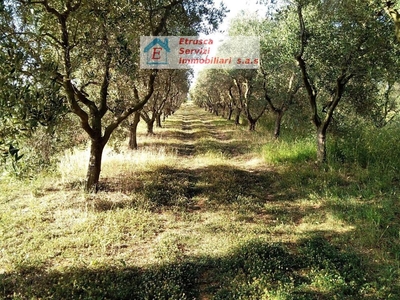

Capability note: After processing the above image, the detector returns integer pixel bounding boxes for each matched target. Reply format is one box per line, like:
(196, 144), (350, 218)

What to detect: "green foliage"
(0, 115), (87, 180)
(329, 121), (400, 183)
(1, 143), (24, 177)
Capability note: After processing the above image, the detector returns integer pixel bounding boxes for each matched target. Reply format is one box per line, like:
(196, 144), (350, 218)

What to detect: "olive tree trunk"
(128, 111), (141, 150)
(274, 110), (284, 139)
(86, 138), (105, 192)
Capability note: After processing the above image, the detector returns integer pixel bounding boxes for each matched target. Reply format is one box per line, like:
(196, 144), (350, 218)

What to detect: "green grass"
(0, 103), (399, 299)
(261, 136), (316, 165)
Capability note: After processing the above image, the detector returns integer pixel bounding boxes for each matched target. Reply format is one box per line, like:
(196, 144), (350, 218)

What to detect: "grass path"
(0, 103), (398, 299)
(166, 102), (267, 166)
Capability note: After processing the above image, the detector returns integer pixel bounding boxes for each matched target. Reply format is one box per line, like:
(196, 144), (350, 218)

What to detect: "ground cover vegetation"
(1, 103), (399, 299)
(1, 0), (400, 299)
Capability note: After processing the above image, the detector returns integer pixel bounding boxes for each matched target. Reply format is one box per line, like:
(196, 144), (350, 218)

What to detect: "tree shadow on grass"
(137, 113), (249, 159)
(139, 130), (251, 158)
(194, 139), (254, 157)
(95, 164), (304, 213)
(1, 235), (392, 299)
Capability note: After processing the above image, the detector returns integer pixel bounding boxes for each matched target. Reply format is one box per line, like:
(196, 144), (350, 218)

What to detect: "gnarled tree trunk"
(274, 110), (284, 139)
(235, 108), (241, 125)
(227, 107), (233, 120)
(156, 113), (162, 128)
(147, 119), (155, 134)
(295, 4), (353, 164)
(249, 119), (256, 131)
(128, 111), (141, 150)
(86, 138), (105, 192)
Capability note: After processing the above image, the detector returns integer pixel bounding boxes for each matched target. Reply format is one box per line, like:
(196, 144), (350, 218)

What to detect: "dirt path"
(169, 102), (263, 164)
(143, 102), (278, 211)
(175, 105), (197, 156)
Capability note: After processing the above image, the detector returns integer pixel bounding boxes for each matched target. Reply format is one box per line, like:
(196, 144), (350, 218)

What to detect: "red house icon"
(144, 38), (171, 65)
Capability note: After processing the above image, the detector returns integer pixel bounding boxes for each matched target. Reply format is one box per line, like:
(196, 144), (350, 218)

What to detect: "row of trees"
(191, 0), (400, 162)
(1, 0), (399, 190)
(0, 0), (225, 191)
(127, 69), (190, 149)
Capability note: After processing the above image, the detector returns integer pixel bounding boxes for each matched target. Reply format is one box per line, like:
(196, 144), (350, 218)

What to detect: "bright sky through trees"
(218, 0), (269, 32)
(190, 0), (269, 82)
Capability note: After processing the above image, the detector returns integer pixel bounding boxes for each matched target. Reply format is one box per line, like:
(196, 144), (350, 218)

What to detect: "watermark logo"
(143, 37), (170, 65)
(140, 36), (259, 69)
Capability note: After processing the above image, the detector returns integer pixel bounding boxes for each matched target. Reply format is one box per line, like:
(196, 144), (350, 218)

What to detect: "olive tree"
(292, 0), (397, 162)
(7, 0), (224, 191)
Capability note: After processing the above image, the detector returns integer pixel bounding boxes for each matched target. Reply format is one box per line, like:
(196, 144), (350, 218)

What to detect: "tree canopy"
(192, 0), (399, 162)
(1, 0), (225, 190)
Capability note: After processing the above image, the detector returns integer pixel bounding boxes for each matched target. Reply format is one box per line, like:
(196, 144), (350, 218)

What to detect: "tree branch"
(295, 4), (321, 127)
(151, 0), (181, 35)
(43, 32), (63, 47)
(260, 67), (277, 112)
(102, 70), (158, 144)
(322, 70), (353, 131)
(99, 47), (112, 118)
(383, 0), (400, 41)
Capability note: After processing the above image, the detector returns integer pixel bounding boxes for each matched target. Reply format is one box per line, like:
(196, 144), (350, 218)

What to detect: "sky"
(218, 0), (269, 32)
(190, 0), (269, 83)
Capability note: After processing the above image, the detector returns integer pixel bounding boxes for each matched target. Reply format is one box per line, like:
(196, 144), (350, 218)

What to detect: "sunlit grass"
(262, 136), (316, 164)
(57, 147), (88, 182)
(58, 144), (179, 183)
